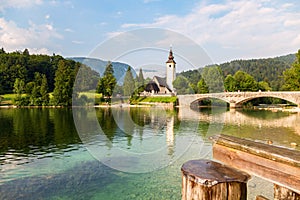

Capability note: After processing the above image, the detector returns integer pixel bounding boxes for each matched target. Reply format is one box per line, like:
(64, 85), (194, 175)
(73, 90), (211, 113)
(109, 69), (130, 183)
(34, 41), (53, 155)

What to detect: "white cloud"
(0, 0), (43, 12)
(0, 18), (62, 54)
(72, 40), (84, 45)
(64, 28), (74, 33)
(120, 0), (300, 62)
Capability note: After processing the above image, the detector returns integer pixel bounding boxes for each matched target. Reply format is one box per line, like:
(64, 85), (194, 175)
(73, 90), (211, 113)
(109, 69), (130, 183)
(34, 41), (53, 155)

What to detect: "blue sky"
(1, 0), (300, 66)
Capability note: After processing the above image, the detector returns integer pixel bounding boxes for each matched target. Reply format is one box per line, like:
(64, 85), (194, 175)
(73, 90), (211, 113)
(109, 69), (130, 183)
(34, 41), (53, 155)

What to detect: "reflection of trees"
(95, 107), (178, 147)
(50, 108), (80, 147)
(0, 108), (81, 156)
(95, 108), (117, 142)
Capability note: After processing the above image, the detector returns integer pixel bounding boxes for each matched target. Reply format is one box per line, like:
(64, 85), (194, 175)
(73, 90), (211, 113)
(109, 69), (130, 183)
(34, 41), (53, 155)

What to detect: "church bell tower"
(166, 47), (176, 92)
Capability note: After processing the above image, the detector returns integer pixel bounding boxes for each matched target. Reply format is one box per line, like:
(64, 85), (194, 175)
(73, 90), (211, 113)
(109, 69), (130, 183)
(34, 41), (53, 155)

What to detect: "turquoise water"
(0, 107), (299, 199)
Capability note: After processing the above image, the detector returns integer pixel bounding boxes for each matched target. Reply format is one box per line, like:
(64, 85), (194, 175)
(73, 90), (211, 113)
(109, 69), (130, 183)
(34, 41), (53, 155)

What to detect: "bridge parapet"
(178, 91), (300, 108)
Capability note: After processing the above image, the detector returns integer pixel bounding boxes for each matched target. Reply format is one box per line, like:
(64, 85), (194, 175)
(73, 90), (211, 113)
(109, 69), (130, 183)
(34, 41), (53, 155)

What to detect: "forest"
(0, 48), (99, 106)
(0, 47), (300, 106)
(175, 53), (298, 94)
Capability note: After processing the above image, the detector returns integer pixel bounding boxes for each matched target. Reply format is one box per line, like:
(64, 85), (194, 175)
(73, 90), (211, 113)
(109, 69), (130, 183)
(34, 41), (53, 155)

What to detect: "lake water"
(0, 107), (300, 199)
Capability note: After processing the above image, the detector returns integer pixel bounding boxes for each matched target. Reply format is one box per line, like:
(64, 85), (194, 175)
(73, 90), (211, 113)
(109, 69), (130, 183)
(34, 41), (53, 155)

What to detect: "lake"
(0, 107), (300, 199)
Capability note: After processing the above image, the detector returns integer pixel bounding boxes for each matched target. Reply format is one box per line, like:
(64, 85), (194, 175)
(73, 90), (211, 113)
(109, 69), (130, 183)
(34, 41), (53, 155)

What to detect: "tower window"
(169, 65), (171, 67)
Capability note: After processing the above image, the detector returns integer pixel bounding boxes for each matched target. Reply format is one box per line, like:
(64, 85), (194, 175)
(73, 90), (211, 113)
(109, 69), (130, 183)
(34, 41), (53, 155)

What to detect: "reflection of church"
(144, 48), (176, 96)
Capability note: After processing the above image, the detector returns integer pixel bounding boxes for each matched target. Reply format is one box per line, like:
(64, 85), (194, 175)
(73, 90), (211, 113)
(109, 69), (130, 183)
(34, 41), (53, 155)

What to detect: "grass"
(132, 96), (178, 104)
(0, 93), (18, 105)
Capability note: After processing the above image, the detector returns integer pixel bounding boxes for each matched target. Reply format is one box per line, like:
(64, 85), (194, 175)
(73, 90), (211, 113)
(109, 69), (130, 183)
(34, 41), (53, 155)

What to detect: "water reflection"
(73, 106), (198, 173)
(180, 106), (300, 149)
(0, 107), (299, 199)
(0, 108), (82, 183)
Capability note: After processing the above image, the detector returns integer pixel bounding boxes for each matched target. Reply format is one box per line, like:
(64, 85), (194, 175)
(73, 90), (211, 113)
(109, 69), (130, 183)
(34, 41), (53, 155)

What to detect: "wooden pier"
(181, 134), (300, 200)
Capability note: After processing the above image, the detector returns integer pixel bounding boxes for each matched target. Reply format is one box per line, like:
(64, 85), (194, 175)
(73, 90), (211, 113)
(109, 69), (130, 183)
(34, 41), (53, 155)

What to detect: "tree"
(135, 68), (145, 94)
(233, 70), (258, 91)
(123, 67), (135, 97)
(137, 68), (144, 86)
(173, 75), (193, 94)
(258, 81), (271, 91)
(13, 78), (25, 97)
(40, 74), (49, 105)
(197, 78), (209, 94)
(13, 78), (28, 106)
(224, 74), (237, 92)
(97, 61), (117, 98)
(282, 50), (300, 91)
(52, 60), (75, 106)
(201, 66), (224, 93)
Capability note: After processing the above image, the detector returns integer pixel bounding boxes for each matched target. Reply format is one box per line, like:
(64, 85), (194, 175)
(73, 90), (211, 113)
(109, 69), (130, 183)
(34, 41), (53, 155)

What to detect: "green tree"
(97, 61), (117, 98)
(52, 60), (75, 106)
(123, 67), (135, 97)
(28, 72), (44, 105)
(282, 50), (300, 90)
(224, 74), (237, 92)
(173, 75), (193, 94)
(197, 78), (209, 94)
(13, 78), (28, 106)
(201, 66), (224, 93)
(234, 70), (258, 91)
(13, 78), (25, 97)
(258, 81), (271, 91)
(40, 74), (49, 105)
(135, 68), (145, 94)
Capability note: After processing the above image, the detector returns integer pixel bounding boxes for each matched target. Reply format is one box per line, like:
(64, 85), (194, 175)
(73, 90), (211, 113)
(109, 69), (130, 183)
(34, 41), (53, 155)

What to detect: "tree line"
(96, 61), (145, 103)
(174, 51), (299, 94)
(0, 48), (99, 106)
(1, 47), (300, 106)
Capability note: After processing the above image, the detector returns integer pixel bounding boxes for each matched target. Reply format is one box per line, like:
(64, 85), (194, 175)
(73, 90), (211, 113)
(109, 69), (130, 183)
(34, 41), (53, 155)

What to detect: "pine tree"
(52, 60), (75, 106)
(97, 61), (117, 98)
(40, 74), (49, 105)
(123, 66), (135, 97)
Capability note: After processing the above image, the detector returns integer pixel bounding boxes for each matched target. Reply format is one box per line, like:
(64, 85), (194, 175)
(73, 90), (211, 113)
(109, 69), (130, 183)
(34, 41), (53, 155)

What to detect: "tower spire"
(166, 46), (176, 64)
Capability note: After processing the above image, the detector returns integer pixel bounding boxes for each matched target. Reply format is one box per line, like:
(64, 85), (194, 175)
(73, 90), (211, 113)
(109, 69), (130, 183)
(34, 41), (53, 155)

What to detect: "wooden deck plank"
(211, 134), (300, 168)
(212, 135), (300, 194)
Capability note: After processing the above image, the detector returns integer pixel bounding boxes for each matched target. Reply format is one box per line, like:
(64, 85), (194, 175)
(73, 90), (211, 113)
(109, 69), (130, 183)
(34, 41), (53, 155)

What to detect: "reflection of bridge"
(178, 107), (300, 135)
(177, 92), (300, 108)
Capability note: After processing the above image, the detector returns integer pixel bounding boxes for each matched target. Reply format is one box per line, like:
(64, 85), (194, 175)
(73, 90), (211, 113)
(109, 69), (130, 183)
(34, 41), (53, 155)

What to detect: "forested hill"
(69, 57), (136, 84)
(219, 54), (296, 90)
(179, 53), (296, 91)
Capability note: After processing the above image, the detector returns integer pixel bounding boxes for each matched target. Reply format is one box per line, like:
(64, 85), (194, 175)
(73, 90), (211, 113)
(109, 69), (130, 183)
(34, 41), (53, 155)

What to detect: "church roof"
(145, 81), (160, 92)
(153, 76), (172, 92)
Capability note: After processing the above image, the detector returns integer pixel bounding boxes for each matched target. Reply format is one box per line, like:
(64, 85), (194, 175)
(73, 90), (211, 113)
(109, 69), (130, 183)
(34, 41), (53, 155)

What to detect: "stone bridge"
(177, 91), (300, 108)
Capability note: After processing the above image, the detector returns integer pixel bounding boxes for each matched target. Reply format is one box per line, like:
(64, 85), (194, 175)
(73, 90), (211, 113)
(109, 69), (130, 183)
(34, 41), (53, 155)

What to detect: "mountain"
(69, 57), (136, 84)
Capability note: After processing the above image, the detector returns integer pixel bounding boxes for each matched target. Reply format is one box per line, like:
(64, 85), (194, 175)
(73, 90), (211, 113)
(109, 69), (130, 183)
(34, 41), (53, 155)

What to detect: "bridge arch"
(234, 94), (299, 107)
(190, 97), (230, 108)
(177, 92), (300, 109)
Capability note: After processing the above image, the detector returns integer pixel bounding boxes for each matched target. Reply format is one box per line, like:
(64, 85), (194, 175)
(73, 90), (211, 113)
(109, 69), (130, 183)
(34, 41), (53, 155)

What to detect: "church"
(143, 47), (176, 96)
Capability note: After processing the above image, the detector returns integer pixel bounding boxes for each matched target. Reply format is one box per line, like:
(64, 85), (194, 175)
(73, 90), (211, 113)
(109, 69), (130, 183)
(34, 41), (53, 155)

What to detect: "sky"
(1, 0), (300, 67)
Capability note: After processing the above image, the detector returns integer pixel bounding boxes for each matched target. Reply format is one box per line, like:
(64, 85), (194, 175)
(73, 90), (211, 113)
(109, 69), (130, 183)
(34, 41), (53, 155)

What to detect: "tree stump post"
(274, 184), (300, 200)
(181, 159), (250, 200)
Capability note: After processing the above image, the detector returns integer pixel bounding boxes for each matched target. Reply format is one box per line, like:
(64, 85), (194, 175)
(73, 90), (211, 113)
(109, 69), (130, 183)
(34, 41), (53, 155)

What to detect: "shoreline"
(1, 104), (300, 113)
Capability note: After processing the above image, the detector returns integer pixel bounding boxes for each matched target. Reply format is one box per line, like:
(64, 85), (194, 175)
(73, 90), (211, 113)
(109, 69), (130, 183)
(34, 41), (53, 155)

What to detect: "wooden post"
(274, 184), (300, 200)
(181, 159), (250, 200)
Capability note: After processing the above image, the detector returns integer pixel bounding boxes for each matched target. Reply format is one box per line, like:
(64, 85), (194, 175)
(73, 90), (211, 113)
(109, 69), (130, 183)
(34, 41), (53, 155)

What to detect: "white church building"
(144, 47), (176, 96)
